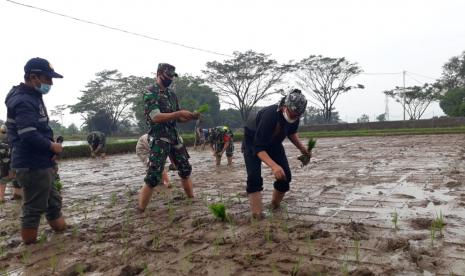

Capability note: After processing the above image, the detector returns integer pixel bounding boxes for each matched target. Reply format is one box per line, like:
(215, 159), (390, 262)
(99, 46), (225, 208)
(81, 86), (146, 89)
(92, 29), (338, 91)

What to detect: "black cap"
(157, 63), (178, 77)
(24, 57), (63, 78)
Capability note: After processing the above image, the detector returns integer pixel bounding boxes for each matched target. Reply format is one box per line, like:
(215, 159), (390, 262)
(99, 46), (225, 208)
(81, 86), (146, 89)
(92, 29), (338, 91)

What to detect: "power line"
(360, 72), (402, 75)
(405, 71), (437, 80)
(5, 0), (233, 58)
(405, 73), (426, 85)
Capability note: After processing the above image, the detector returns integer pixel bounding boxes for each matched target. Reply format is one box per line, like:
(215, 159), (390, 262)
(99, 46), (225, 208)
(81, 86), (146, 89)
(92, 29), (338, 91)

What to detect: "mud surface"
(1, 134), (465, 275)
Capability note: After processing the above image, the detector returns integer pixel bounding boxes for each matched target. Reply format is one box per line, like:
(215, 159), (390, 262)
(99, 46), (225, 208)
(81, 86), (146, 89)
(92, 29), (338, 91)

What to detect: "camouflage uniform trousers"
(144, 139), (192, 187)
(0, 157), (20, 188)
(214, 141), (234, 157)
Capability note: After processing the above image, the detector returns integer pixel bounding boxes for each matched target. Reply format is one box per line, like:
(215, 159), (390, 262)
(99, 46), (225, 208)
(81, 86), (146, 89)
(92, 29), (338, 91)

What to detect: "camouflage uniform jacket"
(0, 133), (10, 165)
(144, 84), (181, 144)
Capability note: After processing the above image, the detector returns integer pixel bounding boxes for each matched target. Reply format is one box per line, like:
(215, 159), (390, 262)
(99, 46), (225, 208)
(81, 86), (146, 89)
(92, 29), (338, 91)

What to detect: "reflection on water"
(62, 139), (136, 147)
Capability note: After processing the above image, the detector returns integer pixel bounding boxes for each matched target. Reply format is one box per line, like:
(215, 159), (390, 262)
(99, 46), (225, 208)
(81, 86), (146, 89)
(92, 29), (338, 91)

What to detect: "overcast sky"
(1, 0), (465, 126)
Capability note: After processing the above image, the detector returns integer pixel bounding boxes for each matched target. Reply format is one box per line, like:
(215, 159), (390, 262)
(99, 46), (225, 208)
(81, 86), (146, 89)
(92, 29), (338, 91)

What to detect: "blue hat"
(24, 57), (63, 78)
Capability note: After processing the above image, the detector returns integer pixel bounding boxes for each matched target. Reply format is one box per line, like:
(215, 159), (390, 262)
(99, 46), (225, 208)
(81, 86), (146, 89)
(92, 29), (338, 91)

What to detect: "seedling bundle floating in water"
(298, 138), (316, 167)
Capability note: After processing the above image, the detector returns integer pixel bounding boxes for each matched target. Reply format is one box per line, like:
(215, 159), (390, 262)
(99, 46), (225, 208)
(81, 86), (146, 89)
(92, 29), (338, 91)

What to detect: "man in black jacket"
(5, 57), (66, 244)
(242, 89), (310, 218)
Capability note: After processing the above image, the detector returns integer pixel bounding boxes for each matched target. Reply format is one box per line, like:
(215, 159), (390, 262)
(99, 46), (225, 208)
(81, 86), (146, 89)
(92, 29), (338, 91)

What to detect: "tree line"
(44, 49), (465, 135)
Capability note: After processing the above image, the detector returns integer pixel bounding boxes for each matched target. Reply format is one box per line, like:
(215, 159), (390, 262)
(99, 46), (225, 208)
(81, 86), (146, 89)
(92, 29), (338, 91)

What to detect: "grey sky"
(1, 0), (465, 126)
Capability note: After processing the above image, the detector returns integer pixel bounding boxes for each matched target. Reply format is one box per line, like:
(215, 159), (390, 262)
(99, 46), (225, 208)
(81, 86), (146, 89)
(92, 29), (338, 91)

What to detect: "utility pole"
(384, 94), (389, 121)
(403, 70), (406, 120)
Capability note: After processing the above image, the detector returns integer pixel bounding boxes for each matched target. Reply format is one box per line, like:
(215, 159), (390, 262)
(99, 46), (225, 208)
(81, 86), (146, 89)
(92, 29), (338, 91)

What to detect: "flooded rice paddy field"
(1, 134), (465, 275)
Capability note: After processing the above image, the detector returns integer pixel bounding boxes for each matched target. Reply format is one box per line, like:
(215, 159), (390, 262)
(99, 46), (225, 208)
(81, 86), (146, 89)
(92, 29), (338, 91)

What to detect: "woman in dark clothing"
(242, 89), (310, 218)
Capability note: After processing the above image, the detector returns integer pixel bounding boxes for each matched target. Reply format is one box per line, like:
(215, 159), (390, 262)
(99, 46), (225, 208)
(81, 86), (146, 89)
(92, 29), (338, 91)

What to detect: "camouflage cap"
(157, 63), (178, 78)
(284, 89), (307, 115)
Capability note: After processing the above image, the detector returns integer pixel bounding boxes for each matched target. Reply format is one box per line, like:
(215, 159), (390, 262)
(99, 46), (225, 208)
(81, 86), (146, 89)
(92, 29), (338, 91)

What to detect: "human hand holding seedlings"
(192, 103), (210, 120)
(298, 138), (316, 167)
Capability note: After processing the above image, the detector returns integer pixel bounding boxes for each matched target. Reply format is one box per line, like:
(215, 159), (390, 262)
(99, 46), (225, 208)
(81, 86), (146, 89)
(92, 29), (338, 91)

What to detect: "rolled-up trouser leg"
(244, 150), (264, 194)
(269, 144), (291, 193)
(17, 168), (62, 229)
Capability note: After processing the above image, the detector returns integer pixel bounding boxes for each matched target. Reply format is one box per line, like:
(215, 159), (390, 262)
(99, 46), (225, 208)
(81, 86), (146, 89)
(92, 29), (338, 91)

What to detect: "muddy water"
(1, 134), (465, 275)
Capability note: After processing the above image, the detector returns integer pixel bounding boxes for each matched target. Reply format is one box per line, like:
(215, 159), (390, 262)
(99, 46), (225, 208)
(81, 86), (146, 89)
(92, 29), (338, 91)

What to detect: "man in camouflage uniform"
(137, 63), (199, 212)
(209, 126), (234, 166)
(87, 131), (106, 158)
(0, 124), (22, 202)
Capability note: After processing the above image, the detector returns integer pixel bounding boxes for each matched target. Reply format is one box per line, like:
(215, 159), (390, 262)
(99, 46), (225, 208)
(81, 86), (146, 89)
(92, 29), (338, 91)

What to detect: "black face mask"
(162, 78), (172, 88)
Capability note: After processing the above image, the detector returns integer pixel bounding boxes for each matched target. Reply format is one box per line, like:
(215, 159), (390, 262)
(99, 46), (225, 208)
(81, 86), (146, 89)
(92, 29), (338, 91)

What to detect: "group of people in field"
(2, 57), (311, 244)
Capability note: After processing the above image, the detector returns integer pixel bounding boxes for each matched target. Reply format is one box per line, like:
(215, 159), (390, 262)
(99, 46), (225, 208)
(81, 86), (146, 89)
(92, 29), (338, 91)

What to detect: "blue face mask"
(35, 83), (51, 94)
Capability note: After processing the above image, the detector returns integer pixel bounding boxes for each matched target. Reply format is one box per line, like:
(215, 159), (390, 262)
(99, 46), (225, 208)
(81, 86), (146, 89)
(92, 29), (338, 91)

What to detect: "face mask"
(35, 83), (52, 95)
(283, 109), (298, 123)
(162, 78), (172, 88)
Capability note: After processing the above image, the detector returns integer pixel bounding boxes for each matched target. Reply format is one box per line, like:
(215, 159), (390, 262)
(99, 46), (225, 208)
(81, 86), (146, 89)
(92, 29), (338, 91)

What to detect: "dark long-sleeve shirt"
(244, 104), (299, 155)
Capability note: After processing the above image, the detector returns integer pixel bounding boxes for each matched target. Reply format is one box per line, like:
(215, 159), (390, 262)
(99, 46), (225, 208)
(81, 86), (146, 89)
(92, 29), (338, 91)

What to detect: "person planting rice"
(137, 63), (199, 212)
(242, 89), (311, 219)
(209, 126), (234, 166)
(87, 131), (106, 158)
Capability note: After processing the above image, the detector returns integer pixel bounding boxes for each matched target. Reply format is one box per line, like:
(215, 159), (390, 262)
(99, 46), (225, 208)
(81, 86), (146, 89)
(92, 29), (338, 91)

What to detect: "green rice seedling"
(432, 211), (445, 236)
(143, 264), (150, 276)
(391, 209), (399, 230)
(151, 235), (160, 250)
(168, 202), (175, 223)
(235, 192), (242, 204)
(96, 224), (103, 242)
(0, 244), (5, 258)
(291, 256), (303, 276)
(213, 234), (223, 255)
(195, 103), (210, 114)
(353, 239), (360, 263)
(305, 233), (313, 255)
(209, 202), (227, 221)
(72, 224), (79, 238)
(297, 138), (316, 166)
(271, 263), (279, 276)
(75, 263), (85, 276)
(110, 192), (117, 207)
(341, 255), (349, 276)
(54, 179), (63, 192)
(21, 249), (31, 264)
(38, 232), (47, 245)
(430, 225), (436, 246)
(265, 225), (272, 244)
(50, 255), (58, 273)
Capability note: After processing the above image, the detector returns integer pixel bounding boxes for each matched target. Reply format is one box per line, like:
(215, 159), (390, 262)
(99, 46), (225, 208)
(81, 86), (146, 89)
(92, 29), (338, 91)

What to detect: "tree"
(50, 104), (67, 128)
(384, 84), (441, 120)
(439, 87), (465, 116)
(217, 109), (243, 129)
(203, 50), (292, 122)
(357, 114), (370, 123)
(302, 106), (340, 125)
(86, 110), (114, 134)
(295, 55), (364, 122)
(173, 75), (221, 132)
(438, 50), (465, 90)
(66, 123), (79, 135)
(69, 70), (135, 134)
(376, 113), (386, 122)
